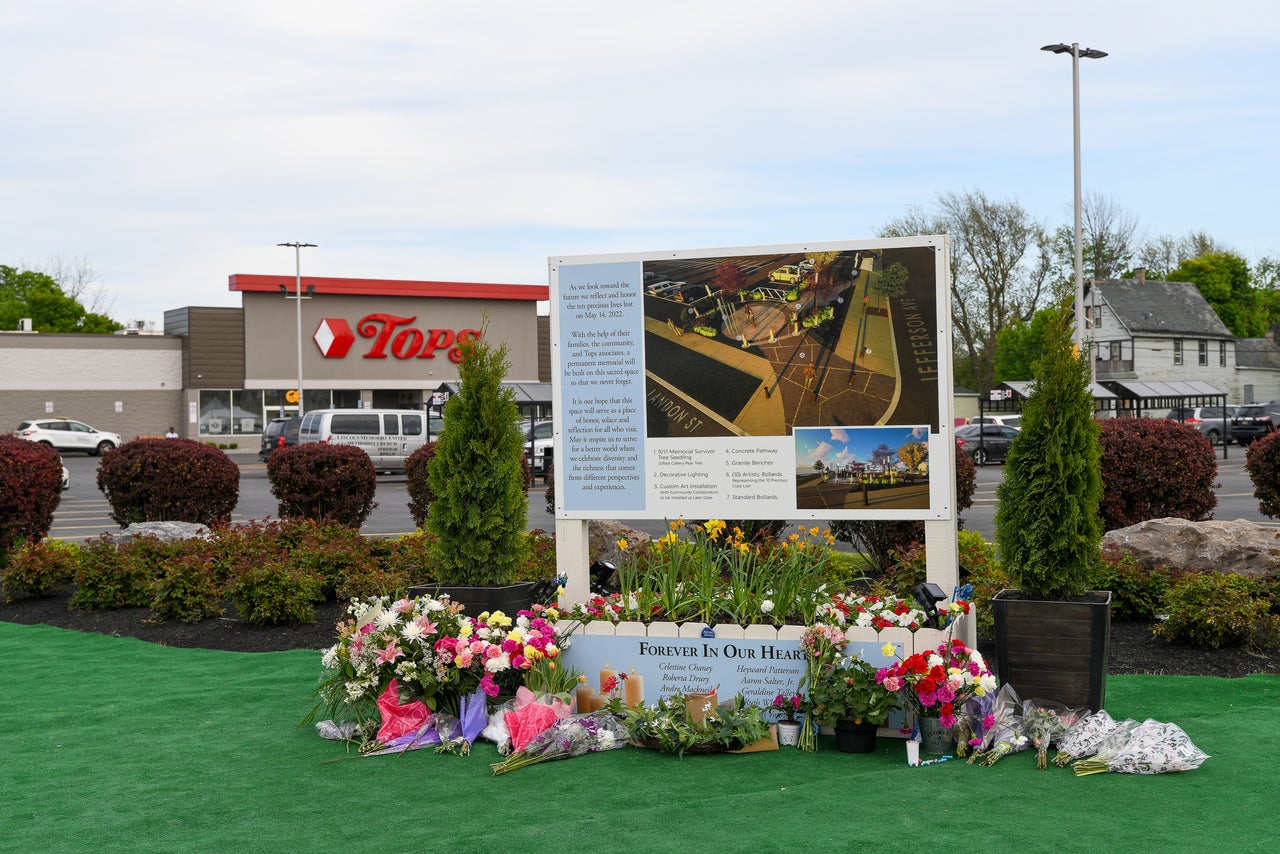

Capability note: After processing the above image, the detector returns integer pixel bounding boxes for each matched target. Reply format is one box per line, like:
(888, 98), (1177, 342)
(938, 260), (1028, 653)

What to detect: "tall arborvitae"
(427, 324), (529, 585)
(994, 309), (1103, 596)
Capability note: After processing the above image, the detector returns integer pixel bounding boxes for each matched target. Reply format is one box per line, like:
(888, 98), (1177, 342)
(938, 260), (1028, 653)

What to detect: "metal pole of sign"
(278, 242), (316, 416)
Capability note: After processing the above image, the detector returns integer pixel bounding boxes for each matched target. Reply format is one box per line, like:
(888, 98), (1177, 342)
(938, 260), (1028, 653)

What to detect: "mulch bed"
(2, 584), (1278, 678)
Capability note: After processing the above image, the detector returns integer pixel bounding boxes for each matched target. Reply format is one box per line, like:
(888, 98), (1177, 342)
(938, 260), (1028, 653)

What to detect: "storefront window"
(198, 391), (233, 435)
(333, 389), (361, 408)
(233, 390), (264, 434)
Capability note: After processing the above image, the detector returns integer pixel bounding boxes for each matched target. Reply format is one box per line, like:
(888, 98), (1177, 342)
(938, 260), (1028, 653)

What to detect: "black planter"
(991, 589), (1111, 712)
(406, 582), (538, 618)
(833, 718), (878, 754)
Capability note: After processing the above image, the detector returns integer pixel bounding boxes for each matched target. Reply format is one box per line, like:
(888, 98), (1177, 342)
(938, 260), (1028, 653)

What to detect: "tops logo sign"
(313, 314), (481, 362)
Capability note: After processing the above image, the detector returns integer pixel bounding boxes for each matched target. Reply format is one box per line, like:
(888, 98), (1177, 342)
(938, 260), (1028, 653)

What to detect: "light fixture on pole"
(277, 242), (316, 416)
(1041, 42), (1107, 367)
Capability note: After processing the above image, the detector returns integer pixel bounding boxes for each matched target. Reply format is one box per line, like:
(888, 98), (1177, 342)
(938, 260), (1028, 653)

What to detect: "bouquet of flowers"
(796, 624), (848, 750)
(968, 683), (1024, 766)
(490, 711), (629, 775)
(1074, 718), (1208, 775)
(876, 638), (997, 729)
(1052, 709), (1122, 767)
(1021, 700), (1085, 770)
(304, 595), (569, 748)
(1071, 718), (1140, 774)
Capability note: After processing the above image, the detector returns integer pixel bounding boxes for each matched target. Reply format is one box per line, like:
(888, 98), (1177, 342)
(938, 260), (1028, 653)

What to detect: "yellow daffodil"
(617, 538), (628, 551)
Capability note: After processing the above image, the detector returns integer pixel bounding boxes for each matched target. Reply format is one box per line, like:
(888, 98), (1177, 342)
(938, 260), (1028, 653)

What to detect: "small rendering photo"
(793, 425), (931, 510)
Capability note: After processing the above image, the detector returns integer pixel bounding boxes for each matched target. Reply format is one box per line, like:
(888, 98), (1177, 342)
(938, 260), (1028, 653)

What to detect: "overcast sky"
(4, 2), (1277, 327)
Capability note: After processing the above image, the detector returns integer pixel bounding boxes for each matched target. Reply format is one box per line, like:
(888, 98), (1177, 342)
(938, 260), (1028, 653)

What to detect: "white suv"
(15, 418), (122, 456)
(522, 420), (554, 474)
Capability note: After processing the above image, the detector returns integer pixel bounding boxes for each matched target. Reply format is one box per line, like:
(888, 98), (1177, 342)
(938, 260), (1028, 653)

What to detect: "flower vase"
(777, 721), (802, 747)
(918, 716), (954, 754)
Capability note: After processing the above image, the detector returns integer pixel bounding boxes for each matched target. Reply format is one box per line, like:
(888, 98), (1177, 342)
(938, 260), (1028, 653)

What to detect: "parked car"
(522, 419), (554, 475)
(14, 418), (121, 456)
(968, 414), (1022, 430)
(1230, 403), (1280, 445)
(954, 423), (1019, 466)
(1163, 405), (1237, 446)
(258, 416), (302, 462)
(768, 265), (805, 285)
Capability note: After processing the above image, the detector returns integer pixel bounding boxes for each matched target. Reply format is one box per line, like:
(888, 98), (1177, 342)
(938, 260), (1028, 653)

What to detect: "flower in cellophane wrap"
(968, 683), (1024, 766)
(1021, 699), (1086, 770)
(954, 693), (996, 758)
(1071, 718), (1140, 775)
(1074, 718), (1208, 776)
(490, 711), (629, 775)
(1052, 709), (1122, 767)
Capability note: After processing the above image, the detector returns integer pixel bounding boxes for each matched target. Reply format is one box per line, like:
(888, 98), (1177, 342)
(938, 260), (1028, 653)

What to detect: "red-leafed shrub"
(149, 550), (224, 623)
(1098, 417), (1218, 531)
(96, 438), (240, 526)
(0, 435), (64, 558)
(0, 540), (79, 601)
(1244, 429), (1280, 519)
(266, 443), (378, 528)
(405, 441), (437, 527)
(69, 535), (154, 610)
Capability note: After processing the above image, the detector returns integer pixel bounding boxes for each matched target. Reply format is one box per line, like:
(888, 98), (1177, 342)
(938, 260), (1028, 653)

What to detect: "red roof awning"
(229, 274), (548, 301)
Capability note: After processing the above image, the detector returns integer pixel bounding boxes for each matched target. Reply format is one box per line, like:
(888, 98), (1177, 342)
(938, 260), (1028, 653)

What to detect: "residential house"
(1086, 274), (1280, 405)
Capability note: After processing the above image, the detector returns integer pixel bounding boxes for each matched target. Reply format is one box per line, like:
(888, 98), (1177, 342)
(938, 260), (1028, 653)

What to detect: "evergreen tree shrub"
(266, 443), (378, 528)
(427, 326), (530, 586)
(404, 441), (437, 527)
(0, 435), (64, 559)
(1098, 417), (1217, 531)
(96, 438), (239, 526)
(994, 310), (1103, 596)
(1243, 430), (1280, 519)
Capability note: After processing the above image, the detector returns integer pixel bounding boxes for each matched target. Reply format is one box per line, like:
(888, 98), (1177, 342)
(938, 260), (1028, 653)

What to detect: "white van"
(297, 409), (428, 471)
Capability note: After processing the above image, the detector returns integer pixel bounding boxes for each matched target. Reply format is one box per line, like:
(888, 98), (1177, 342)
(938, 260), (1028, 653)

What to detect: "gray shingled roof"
(1091, 278), (1234, 339)
(1235, 338), (1280, 369)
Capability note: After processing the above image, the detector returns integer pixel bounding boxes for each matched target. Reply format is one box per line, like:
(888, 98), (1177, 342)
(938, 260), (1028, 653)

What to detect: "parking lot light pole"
(1041, 42), (1106, 369)
(278, 242), (316, 416)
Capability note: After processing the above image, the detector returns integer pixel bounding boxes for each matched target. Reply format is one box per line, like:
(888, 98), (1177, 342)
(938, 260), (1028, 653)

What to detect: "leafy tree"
(808, 251), (842, 290)
(427, 325), (530, 586)
(995, 309), (1103, 596)
(1168, 252), (1266, 338)
(1050, 192), (1142, 281)
(714, 262), (747, 299)
(898, 441), (926, 475)
(0, 265), (122, 333)
(1136, 230), (1228, 279)
(871, 261), (909, 303)
(870, 443), (895, 473)
(994, 307), (1058, 382)
(881, 189), (1052, 393)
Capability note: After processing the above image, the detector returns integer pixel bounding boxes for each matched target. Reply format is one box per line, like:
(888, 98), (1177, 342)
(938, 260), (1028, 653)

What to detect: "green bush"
(1155, 571), (1271, 649)
(1, 539), (80, 602)
(150, 552), (224, 623)
(69, 536), (154, 610)
(1098, 418), (1218, 532)
(0, 435), (64, 558)
(1243, 430), (1280, 519)
(884, 529), (1005, 637)
(285, 520), (378, 597)
(266, 443), (378, 528)
(374, 531), (437, 587)
(1097, 547), (1179, 622)
(404, 441), (437, 527)
(544, 463), (555, 516)
(96, 438), (239, 526)
(226, 557), (324, 625)
(514, 529), (559, 583)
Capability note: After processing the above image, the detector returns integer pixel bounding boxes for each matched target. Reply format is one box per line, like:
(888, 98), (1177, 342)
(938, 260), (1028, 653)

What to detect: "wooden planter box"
(406, 582), (538, 617)
(991, 589), (1111, 712)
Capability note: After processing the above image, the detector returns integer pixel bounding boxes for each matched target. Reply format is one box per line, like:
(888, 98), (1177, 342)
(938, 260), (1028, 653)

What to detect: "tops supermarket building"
(0, 274), (551, 443)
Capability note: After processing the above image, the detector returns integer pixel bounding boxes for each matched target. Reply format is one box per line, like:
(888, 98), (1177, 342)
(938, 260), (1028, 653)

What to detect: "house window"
(1173, 341), (1182, 365)
(1220, 341), (1227, 367)
(1091, 305), (1102, 329)
(1109, 341), (1122, 361)
(1198, 340), (1208, 366)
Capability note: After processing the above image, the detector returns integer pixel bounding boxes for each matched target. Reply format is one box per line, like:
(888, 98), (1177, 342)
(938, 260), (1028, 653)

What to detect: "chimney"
(1135, 267), (1146, 284)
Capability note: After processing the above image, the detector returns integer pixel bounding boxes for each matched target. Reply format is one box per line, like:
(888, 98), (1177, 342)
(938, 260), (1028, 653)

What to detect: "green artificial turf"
(2, 621), (1276, 853)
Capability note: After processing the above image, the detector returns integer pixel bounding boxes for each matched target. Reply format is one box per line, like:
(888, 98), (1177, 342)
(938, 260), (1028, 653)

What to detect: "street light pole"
(277, 242), (316, 416)
(1042, 42), (1106, 368)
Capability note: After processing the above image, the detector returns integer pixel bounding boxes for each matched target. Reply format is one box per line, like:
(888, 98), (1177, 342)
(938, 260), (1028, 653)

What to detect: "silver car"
(1164, 405), (1237, 446)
